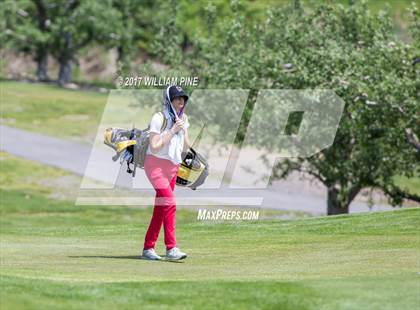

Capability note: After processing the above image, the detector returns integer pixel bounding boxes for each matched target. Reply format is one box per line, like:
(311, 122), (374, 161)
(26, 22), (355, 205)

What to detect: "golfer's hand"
(171, 119), (184, 134)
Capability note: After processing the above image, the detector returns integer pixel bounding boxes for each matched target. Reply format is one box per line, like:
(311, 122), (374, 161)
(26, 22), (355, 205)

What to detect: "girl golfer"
(142, 85), (190, 261)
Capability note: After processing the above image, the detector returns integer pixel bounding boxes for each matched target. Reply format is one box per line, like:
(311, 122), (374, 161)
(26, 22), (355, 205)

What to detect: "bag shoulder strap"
(182, 113), (188, 122)
(157, 111), (167, 133)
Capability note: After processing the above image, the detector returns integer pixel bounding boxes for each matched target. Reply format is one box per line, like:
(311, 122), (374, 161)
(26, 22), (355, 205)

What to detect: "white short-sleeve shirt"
(146, 112), (189, 163)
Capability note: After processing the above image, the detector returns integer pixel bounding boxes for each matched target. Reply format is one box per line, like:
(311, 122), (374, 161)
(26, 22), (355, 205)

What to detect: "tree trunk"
(117, 45), (131, 75)
(58, 57), (72, 86)
(327, 186), (349, 215)
(35, 48), (49, 81)
(58, 32), (72, 86)
(34, 0), (49, 81)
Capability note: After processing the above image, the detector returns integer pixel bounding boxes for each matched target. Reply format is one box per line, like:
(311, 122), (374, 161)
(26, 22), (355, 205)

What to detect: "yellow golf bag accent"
(177, 148), (209, 190)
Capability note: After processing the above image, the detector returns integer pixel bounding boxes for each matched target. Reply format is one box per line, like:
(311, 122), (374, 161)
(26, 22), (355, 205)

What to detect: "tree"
(31, 0), (51, 81)
(179, 0), (419, 214)
(111, 0), (158, 75)
(2, 0), (121, 84)
(48, 0), (121, 85)
(1, 0), (52, 81)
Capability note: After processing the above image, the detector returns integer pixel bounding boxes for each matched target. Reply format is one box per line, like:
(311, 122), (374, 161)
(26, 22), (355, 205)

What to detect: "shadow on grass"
(68, 255), (186, 263)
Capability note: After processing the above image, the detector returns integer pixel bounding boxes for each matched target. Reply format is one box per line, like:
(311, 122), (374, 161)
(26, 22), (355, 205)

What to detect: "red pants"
(143, 154), (180, 251)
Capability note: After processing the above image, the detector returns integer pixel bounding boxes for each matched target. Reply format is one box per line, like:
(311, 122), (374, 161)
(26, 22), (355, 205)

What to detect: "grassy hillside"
(0, 81), (108, 143)
(0, 152), (419, 309)
(0, 81), (205, 144)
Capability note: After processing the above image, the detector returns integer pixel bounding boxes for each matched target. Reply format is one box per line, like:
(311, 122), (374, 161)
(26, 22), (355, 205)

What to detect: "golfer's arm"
(149, 131), (174, 153)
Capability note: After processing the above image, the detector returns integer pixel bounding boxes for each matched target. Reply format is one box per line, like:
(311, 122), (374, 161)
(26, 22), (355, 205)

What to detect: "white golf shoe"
(142, 248), (162, 260)
(166, 247), (187, 260)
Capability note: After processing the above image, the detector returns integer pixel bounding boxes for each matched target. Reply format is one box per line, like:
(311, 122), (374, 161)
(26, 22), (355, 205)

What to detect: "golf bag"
(177, 147), (209, 190)
(103, 115), (209, 190)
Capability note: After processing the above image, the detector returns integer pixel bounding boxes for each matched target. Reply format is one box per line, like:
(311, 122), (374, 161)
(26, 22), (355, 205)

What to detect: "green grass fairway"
(1, 152), (419, 309)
